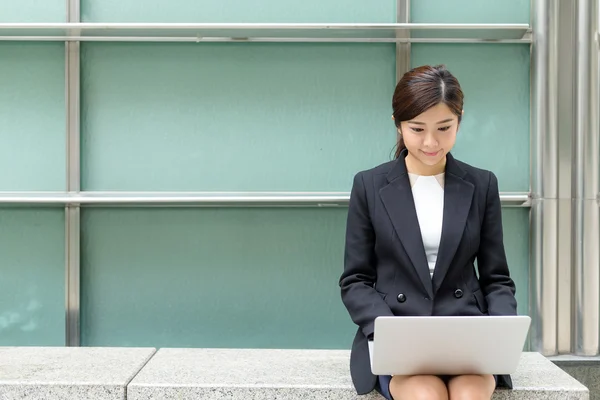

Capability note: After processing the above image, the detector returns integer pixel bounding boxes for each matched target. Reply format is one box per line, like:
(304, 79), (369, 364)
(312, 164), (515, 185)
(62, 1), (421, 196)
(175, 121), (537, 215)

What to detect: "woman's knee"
(389, 375), (449, 400)
(447, 374), (495, 400)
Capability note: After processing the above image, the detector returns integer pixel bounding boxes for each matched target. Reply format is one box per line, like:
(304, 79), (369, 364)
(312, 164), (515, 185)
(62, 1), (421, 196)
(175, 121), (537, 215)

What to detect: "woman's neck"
(405, 152), (446, 176)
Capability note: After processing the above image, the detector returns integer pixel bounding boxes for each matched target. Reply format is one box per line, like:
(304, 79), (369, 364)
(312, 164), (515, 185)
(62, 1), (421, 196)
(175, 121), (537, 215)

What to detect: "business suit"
(339, 148), (518, 395)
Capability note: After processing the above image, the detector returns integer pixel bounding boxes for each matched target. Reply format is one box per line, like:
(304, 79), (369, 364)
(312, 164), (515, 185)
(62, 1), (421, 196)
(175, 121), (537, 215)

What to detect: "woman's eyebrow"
(407, 118), (454, 125)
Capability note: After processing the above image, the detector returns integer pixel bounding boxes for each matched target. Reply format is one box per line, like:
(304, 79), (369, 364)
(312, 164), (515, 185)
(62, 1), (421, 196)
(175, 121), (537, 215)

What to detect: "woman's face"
(399, 102), (460, 173)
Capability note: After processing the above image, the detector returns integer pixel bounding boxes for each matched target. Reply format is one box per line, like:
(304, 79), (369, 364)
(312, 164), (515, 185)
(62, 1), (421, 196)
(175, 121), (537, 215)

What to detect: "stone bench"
(127, 349), (589, 400)
(551, 355), (600, 400)
(0, 346), (156, 400)
(0, 347), (589, 399)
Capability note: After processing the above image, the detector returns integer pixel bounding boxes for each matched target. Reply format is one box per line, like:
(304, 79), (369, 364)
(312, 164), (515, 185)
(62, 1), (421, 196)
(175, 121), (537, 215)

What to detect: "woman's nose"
(423, 133), (438, 147)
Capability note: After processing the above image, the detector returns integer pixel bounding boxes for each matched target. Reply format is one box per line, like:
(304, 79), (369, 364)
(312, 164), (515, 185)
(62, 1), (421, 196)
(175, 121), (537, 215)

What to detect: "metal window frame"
(0, 191), (531, 207)
(65, 0), (81, 347)
(0, 22), (532, 43)
(56, 0), (539, 347)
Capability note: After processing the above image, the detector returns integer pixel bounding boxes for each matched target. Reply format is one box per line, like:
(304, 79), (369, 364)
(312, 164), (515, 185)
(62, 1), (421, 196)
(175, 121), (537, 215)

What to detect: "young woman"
(339, 65), (517, 400)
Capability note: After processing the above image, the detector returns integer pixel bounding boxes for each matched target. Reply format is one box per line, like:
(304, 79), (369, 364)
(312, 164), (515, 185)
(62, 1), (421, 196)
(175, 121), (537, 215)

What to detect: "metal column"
(556, 0), (577, 354)
(396, 0), (410, 82)
(573, 0), (600, 356)
(530, 0), (559, 355)
(65, 0), (81, 347)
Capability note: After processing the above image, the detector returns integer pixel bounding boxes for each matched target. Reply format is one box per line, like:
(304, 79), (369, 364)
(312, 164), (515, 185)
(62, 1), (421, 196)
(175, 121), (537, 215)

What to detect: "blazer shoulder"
(454, 158), (496, 187)
(354, 160), (396, 180)
(350, 160), (396, 205)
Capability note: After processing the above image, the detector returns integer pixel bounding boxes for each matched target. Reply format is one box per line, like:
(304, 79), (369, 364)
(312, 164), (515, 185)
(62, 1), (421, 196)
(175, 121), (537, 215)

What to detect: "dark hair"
(392, 65), (464, 158)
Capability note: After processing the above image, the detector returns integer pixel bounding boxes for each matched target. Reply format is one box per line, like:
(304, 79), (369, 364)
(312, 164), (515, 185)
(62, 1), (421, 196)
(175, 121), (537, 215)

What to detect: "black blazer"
(339, 149), (518, 395)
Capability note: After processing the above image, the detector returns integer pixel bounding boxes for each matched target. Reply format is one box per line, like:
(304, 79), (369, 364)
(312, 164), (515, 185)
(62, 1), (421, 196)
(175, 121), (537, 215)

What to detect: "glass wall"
(0, 38), (66, 345)
(0, 0), (532, 348)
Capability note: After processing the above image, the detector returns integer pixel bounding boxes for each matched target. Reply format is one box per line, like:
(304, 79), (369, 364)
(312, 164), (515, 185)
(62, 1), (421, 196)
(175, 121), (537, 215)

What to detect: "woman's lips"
(422, 150), (440, 157)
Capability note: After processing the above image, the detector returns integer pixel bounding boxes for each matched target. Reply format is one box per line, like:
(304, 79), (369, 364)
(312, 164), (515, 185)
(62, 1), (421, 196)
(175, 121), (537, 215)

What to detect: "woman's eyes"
(410, 126), (451, 133)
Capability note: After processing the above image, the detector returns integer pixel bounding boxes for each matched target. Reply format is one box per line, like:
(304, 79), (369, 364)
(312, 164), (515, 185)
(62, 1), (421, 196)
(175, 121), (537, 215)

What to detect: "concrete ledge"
(550, 355), (600, 400)
(127, 349), (589, 400)
(0, 347), (588, 399)
(0, 346), (156, 400)
(127, 348), (377, 399)
(496, 352), (589, 400)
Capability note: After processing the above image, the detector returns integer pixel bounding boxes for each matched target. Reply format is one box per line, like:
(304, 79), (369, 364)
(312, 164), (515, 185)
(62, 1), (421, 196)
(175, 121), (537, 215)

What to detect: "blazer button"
(397, 293), (406, 303)
(454, 289), (463, 298)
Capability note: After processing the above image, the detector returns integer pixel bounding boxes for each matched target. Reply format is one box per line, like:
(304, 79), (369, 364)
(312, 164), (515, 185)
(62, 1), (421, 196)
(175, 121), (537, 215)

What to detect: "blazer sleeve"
(339, 172), (394, 339)
(477, 171), (518, 316)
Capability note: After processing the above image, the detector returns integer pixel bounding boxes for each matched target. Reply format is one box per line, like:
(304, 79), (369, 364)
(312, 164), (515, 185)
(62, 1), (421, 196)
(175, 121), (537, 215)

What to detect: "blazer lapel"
(431, 153), (474, 294)
(380, 153), (434, 299)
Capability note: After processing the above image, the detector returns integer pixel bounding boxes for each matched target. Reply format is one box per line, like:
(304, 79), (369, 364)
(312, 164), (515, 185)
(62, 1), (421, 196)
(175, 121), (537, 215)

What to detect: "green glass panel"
(81, 0), (394, 23)
(411, 44), (530, 192)
(0, 0), (65, 23)
(81, 43), (397, 191)
(500, 208), (530, 317)
(81, 207), (528, 348)
(80, 208), (355, 348)
(0, 209), (65, 346)
(0, 43), (66, 191)
(411, 0), (530, 24)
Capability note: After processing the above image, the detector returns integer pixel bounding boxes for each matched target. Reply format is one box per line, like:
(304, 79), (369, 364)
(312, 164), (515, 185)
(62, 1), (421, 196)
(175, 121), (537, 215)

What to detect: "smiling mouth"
(422, 150), (441, 157)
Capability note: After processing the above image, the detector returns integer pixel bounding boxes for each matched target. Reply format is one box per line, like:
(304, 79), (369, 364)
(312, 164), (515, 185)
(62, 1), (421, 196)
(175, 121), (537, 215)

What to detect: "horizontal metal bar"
(0, 22), (531, 43)
(499, 193), (533, 206)
(0, 191), (531, 207)
(0, 36), (532, 43)
(0, 22), (533, 30)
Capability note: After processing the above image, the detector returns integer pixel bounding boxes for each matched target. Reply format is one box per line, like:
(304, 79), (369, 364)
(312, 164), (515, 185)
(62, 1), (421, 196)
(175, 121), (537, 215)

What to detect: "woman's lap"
(375, 374), (499, 400)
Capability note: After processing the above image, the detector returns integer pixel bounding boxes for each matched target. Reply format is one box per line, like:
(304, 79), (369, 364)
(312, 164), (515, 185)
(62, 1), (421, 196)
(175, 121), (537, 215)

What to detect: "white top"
(408, 172), (445, 278)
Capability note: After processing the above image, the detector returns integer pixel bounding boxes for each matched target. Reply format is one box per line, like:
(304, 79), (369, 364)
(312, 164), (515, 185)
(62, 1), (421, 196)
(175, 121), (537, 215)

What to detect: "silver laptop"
(369, 315), (531, 376)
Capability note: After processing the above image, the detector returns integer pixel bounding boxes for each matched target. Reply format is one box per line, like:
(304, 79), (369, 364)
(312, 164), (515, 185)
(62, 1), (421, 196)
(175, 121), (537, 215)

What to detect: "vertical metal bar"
(556, 0), (577, 354)
(530, 0), (559, 355)
(65, 0), (81, 347)
(573, 0), (600, 356)
(396, 0), (410, 82)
